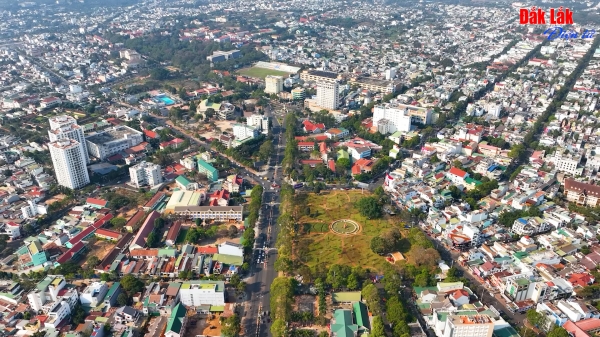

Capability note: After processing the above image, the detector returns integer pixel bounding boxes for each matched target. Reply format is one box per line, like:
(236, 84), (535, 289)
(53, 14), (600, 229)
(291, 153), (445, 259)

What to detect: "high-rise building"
(265, 75), (284, 94)
(385, 68), (397, 80)
(129, 161), (162, 188)
(246, 114), (269, 134)
(49, 139), (90, 190)
(316, 81), (340, 110)
(48, 115), (89, 163)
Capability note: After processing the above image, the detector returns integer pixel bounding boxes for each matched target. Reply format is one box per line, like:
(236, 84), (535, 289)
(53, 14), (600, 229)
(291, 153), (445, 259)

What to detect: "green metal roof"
(175, 175), (192, 186)
(106, 282), (121, 297)
(331, 310), (358, 337)
(166, 303), (187, 334)
(352, 302), (370, 330)
(197, 159), (217, 174)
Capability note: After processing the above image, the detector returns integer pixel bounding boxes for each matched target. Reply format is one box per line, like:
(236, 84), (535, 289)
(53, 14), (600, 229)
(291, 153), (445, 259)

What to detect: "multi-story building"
(551, 151), (583, 176)
(442, 314), (494, 337)
(300, 69), (341, 83)
(86, 125), (143, 161)
(564, 178), (600, 207)
(265, 75), (284, 94)
(178, 281), (225, 306)
(291, 87), (306, 100)
(317, 81), (340, 110)
(49, 139), (90, 189)
(233, 123), (259, 140)
(48, 115), (89, 163)
(348, 76), (396, 94)
(129, 161), (163, 188)
(217, 102), (236, 120)
(197, 159), (218, 182)
(511, 217), (550, 236)
(373, 104), (432, 133)
(246, 114), (269, 134)
(206, 50), (241, 63)
(80, 281), (109, 307)
(173, 205), (243, 221)
(373, 106), (412, 134)
(28, 275), (79, 329)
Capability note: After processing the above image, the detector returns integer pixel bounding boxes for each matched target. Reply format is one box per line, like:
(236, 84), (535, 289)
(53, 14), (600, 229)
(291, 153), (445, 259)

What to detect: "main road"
(242, 105), (287, 337)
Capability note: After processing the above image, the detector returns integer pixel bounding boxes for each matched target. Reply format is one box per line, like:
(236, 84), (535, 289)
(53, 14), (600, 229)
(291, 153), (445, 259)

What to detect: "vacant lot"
(83, 240), (116, 266)
(238, 67), (292, 79)
(296, 191), (401, 272)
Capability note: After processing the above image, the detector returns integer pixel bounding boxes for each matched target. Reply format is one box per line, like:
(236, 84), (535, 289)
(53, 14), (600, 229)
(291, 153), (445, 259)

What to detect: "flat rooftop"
(351, 76), (394, 86)
(305, 69), (339, 79)
(86, 126), (141, 144)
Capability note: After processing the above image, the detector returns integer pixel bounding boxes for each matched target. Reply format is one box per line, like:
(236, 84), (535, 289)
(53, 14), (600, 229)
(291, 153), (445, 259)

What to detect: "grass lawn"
(296, 190), (405, 273)
(176, 228), (189, 244)
(238, 67), (292, 79)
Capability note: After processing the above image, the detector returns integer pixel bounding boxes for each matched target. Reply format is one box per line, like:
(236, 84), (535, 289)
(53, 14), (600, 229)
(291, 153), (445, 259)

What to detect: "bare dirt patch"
(201, 313), (223, 337)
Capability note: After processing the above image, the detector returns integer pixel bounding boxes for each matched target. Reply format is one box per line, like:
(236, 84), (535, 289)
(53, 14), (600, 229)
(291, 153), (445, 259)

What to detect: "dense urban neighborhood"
(0, 1), (599, 337)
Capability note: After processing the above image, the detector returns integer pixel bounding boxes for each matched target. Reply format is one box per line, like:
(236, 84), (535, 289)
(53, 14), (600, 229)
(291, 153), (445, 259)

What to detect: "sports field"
(238, 67), (292, 79)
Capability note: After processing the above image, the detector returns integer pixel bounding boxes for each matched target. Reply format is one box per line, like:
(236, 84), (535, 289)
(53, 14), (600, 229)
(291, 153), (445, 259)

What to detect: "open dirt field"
(44, 194), (67, 205)
(83, 240), (116, 266)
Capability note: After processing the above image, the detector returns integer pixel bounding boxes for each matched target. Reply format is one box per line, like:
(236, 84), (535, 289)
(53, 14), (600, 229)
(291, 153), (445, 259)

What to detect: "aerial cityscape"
(0, 0), (598, 337)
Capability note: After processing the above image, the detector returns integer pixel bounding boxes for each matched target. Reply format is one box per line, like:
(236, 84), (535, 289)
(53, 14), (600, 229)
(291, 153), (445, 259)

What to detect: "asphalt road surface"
(242, 107), (286, 337)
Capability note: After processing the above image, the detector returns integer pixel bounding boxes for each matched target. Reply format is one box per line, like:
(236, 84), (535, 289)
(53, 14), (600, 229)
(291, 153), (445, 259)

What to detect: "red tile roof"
(563, 321), (588, 337)
(86, 198), (108, 207)
(197, 246), (218, 254)
(131, 211), (161, 249)
(448, 167), (467, 178)
(144, 129), (159, 139)
(210, 189), (230, 200)
(95, 228), (121, 239)
(67, 213), (114, 246)
(56, 241), (86, 264)
(166, 221), (182, 242)
(302, 120), (326, 132)
(576, 318), (600, 332)
(144, 192), (166, 208)
(328, 159), (336, 172)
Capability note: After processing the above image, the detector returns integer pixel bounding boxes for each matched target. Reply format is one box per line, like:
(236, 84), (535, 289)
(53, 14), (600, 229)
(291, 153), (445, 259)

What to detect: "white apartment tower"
(48, 115), (89, 163)
(129, 161), (163, 188)
(49, 139), (90, 190)
(246, 114), (269, 134)
(265, 75), (284, 94)
(316, 81), (340, 110)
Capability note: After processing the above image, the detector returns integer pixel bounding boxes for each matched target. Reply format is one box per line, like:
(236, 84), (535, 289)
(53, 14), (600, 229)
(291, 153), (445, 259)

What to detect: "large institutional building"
(178, 281), (225, 306)
(48, 115), (89, 163)
(85, 125), (143, 160)
(373, 103), (433, 134)
(49, 138), (90, 189)
(316, 81), (340, 110)
(264, 75), (283, 94)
